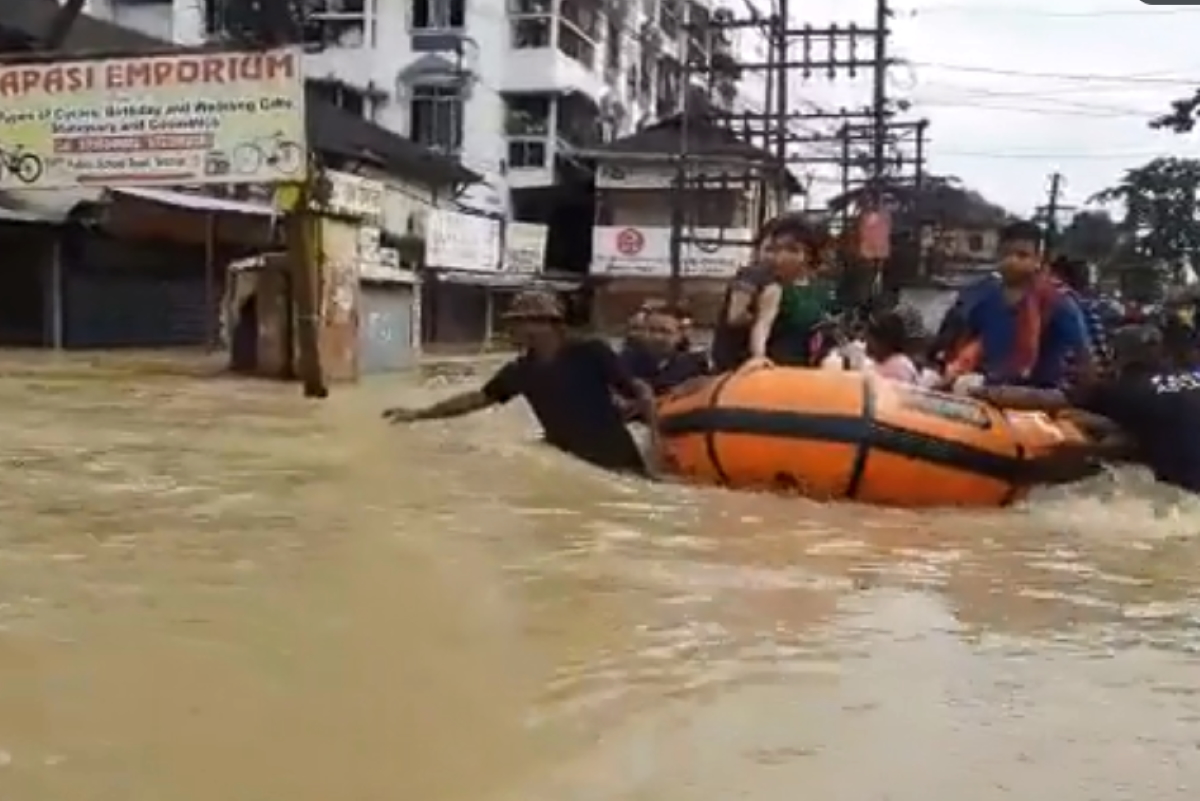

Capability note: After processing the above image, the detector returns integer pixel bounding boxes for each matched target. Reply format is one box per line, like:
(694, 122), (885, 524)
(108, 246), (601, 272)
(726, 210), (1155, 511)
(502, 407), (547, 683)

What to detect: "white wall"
(84, 0), (709, 220)
(84, 0), (175, 40)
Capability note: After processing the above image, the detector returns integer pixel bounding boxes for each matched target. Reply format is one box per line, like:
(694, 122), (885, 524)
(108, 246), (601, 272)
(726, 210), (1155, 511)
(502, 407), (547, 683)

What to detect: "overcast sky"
(739, 0), (1200, 218)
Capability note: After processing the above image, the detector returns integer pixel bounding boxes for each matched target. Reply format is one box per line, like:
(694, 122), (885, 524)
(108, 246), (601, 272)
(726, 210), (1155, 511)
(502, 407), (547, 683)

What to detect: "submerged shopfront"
(223, 170), (425, 380)
(0, 187), (275, 350)
(422, 214), (560, 346)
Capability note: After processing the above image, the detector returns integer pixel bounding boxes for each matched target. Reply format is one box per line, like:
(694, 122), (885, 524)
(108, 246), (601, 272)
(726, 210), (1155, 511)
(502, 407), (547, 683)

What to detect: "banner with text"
(0, 48), (306, 189)
(591, 225), (752, 278)
(504, 221), (547, 273)
(427, 209), (501, 271)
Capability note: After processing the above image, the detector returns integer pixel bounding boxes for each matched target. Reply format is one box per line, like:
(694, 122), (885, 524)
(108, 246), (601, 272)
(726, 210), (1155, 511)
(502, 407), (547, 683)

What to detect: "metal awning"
(0, 186), (276, 223)
(0, 187), (103, 222)
(107, 187), (275, 216)
(0, 206), (56, 224)
(396, 53), (468, 85)
(433, 269), (580, 289)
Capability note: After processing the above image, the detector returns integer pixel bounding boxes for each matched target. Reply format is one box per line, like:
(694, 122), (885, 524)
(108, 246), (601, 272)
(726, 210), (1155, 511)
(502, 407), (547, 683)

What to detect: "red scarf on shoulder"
(944, 272), (1063, 381)
(1009, 273), (1062, 379)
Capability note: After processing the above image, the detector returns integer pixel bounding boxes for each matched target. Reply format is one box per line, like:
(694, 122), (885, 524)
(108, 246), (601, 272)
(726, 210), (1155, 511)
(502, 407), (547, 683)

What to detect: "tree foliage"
(827, 174), (1010, 230)
(1091, 157), (1200, 284)
(1151, 91), (1200, 134)
(1058, 209), (1119, 264)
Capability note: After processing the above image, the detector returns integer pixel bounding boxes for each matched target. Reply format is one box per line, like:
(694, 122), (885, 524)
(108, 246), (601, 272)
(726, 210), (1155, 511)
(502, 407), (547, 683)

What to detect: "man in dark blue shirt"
(937, 222), (1093, 387)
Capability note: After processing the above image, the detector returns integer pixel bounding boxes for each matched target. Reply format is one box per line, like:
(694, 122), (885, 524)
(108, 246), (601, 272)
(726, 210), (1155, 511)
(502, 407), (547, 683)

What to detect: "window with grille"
(505, 95), (552, 136)
(557, 22), (595, 68)
(511, 17), (551, 47)
(411, 0), (465, 29)
(410, 86), (464, 153)
(301, 0), (372, 48)
(507, 140), (547, 168)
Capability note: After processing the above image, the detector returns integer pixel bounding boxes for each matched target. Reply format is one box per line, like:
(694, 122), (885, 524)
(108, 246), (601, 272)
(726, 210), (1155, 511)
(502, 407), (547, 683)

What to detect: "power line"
(908, 78), (1196, 99)
(908, 4), (1200, 17)
(911, 95), (1162, 117)
(937, 149), (1174, 159)
(908, 62), (1200, 84)
(914, 102), (1140, 118)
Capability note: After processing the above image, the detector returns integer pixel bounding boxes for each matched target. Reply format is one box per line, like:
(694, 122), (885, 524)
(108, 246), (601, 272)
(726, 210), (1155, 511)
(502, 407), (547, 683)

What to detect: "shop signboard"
(591, 225), (752, 278)
(0, 48), (306, 189)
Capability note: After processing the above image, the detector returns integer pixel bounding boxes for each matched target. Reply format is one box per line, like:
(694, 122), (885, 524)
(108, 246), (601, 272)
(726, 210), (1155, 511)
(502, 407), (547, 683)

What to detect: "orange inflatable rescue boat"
(656, 367), (1089, 508)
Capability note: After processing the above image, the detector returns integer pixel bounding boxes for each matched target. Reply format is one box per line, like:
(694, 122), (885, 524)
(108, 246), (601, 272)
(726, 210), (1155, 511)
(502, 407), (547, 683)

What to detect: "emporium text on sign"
(0, 48), (306, 189)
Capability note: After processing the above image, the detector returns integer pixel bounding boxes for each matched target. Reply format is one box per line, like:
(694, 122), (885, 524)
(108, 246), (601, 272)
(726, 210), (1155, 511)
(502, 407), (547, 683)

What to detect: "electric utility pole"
(870, 0), (890, 201)
(675, 2), (907, 234)
(1040, 172), (1064, 254)
(836, 119), (927, 190)
(666, 12), (694, 305)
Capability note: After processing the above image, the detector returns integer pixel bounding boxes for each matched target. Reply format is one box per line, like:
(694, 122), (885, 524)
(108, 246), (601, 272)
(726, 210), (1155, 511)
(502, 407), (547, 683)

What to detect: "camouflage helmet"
(503, 288), (565, 321)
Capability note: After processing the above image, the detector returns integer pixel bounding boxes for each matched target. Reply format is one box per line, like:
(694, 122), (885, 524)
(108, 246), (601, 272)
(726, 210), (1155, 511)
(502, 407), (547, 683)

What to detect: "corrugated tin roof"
(586, 111), (800, 192)
(1, 0), (162, 53)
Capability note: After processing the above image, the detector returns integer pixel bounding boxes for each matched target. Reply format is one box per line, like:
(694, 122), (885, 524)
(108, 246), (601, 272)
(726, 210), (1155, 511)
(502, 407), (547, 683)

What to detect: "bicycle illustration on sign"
(231, 131), (304, 176)
(0, 144), (44, 184)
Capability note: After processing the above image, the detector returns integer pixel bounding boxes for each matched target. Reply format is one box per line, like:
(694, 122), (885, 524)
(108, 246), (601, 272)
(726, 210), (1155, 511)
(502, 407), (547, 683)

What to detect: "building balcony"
(505, 137), (556, 188)
(501, 47), (606, 99)
(503, 13), (607, 100)
(304, 47), (376, 93)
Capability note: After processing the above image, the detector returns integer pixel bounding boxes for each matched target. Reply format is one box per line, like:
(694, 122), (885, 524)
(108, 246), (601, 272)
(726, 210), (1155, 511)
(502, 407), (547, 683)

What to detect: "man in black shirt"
(972, 324), (1200, 494)
(383, 289), (661, 476)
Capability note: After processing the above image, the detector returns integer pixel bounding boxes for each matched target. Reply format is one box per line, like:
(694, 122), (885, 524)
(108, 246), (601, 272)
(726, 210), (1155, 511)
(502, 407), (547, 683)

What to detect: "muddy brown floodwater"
(0, 352), (1199, 800)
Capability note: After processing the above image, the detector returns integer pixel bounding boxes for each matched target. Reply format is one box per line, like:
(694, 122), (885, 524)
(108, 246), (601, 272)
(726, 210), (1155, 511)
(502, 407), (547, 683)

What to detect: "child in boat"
(710, 219), (780, 371)
(744, 214), (838, 368)
(864, 308), (922, 383)
(865, 306), (946, 386)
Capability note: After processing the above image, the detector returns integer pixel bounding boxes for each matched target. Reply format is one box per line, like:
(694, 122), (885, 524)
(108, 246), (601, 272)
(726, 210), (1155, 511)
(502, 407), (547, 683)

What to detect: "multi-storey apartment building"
(79, 0), (734, 218)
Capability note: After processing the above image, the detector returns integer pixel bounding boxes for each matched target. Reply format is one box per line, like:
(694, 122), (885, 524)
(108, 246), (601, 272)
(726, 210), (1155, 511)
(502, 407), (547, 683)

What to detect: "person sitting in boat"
(864, 307), (925, 383)
(744, 214), (838, 368)
(940, 220), (1094, 390)
(618, 307), (654, 375)
(1048, 255), (1109, 362)
(928, 270), (997, 371)
(972, 323), (1200, 496)
(676, 309), (695, 353)
(383, 288), (663, 477)
(710, 218), (780, 372)
(624, 305), (710, 396)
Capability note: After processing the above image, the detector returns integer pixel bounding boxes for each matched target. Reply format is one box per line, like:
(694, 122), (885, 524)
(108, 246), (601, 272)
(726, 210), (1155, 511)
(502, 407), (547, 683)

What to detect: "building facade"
(584, 113), (791, 330)
(0, 0), (497, 366)
(80, 0), (732, 218)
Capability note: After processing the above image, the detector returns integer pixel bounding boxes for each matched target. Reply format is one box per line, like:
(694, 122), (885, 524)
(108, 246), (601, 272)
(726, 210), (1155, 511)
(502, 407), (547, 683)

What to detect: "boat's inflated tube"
(656, 366), (1088, 507)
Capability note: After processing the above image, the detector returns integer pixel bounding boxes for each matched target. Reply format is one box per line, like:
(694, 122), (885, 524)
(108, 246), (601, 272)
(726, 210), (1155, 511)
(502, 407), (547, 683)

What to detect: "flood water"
(1, 351), (1199, 800)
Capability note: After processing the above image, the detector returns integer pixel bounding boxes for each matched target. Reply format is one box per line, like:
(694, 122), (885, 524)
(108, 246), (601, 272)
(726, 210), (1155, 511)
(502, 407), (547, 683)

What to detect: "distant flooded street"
(0, 351), (1199, 800)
